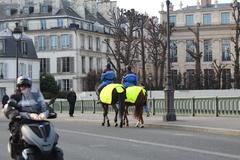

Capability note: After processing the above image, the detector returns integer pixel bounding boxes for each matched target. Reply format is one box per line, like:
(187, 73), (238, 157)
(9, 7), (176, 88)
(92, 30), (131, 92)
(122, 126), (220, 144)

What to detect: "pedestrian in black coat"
(66, 89), (77, 117)
(2, 94), (9, 108)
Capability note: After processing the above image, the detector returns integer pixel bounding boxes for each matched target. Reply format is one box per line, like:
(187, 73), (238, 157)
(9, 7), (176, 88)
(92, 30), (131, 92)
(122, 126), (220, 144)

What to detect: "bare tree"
(146, 17), (163, 89)
(104, 8), (141, 81)
(138, 14), (148, 85)
(231, 0), (240, 88)
(212, 59), (227, 89)
(187, 23), (202, 89)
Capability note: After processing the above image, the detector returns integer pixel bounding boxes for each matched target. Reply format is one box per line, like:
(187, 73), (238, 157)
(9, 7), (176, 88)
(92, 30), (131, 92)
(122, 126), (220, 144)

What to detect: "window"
(20, 63), (27, 76)
(170, 40), (177, 63)
(222, 69), (231, 89)
(28, 64), (32, 78)
(186, 40), (195, 62)
(170, 15), (176, 26)
(186, 15), (194, 26)
(80, 34), (85, 49)
(38, 36), (46, 51)
(40, 4), (49, 13)
(204, 69), (215, 89)
(57, 18), (64, 28)
(40, 19), (46, 30)
(222, 39), (231, 61)
(89, 57), (93, 71)
(88, 35), (93, 50)
(203, 13), (211, 25)
(40, 58), (50, 73)
(221, 12), (230, 24)
(82, 56), (86, 74)
(0, 39), (5, 54)
(185, 69), (195, 89)
(21, 41), (28, 55)
(96, 37), (100, 51)
(61, 34), (72, 49)
(58, 79), (73, 91)
(97, 58), (102, 71)
(105, 39), (110, 52)
(50, 35), (58, 49)
(57, 57), (74, 73)
(203, 39), (212, 62)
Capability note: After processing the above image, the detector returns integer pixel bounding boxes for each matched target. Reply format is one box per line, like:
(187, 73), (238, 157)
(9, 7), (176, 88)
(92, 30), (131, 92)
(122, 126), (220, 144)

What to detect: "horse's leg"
(112, 104), (118, 127)
(102, 105), (106, 126)
(105, 105), (110, 127)
(124, 106), (129, 127)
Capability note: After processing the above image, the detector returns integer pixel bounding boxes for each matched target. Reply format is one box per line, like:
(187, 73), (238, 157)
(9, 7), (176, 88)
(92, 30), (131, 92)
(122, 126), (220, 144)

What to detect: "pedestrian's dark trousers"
(69, 102), (75, 116)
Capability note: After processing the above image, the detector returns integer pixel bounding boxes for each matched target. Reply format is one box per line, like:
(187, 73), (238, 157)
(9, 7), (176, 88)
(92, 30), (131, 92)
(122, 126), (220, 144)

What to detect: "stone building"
(0, 0), (117, 93)
(159, 0), (235, 89)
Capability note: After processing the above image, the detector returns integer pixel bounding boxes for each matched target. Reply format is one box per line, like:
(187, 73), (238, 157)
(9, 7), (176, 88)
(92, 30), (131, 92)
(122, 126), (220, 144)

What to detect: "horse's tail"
(133, 90), (147, 119)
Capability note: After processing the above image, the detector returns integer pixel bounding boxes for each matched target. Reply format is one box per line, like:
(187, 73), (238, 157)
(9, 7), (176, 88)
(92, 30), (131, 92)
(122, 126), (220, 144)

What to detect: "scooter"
(5, 100), (64, 160)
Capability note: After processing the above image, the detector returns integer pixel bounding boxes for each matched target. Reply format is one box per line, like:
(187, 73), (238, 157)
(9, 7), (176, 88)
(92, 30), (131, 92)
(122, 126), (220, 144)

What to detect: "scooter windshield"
(18, 90), (46, 113)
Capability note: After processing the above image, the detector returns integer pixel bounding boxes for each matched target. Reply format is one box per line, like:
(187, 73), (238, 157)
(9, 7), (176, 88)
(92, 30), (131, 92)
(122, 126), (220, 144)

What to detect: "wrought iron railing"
(51, 97), (240, 117)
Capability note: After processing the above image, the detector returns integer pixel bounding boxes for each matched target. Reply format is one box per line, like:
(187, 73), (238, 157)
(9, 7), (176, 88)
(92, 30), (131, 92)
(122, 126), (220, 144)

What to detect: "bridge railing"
(50, 97), (240, 116)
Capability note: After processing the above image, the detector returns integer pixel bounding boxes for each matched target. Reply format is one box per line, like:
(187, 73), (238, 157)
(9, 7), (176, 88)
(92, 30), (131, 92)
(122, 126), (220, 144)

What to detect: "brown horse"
(99, 84), (125, 127)
(123, 86), (147, 128)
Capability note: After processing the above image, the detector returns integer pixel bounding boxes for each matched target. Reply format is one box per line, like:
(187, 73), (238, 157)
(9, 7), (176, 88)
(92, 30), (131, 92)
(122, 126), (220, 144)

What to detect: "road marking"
(58, 128), (240, 159)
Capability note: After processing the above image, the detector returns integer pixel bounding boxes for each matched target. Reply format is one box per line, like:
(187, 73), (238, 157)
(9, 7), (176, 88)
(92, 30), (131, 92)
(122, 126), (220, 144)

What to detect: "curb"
(146, 123), (240, 136)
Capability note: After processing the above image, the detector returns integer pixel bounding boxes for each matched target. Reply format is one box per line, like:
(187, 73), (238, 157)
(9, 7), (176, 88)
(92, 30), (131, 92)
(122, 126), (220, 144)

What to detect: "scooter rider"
(122, 65), (138, 88)
(4, 75), (49, 121)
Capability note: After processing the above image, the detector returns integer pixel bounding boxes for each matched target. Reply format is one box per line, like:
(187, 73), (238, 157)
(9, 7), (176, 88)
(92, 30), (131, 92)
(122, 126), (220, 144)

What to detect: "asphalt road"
(0, 119), (240, 160)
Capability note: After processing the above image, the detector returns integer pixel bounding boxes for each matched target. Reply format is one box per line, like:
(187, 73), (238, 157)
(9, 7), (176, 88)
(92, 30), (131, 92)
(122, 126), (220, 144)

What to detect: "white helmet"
(17, 76), (32, 88)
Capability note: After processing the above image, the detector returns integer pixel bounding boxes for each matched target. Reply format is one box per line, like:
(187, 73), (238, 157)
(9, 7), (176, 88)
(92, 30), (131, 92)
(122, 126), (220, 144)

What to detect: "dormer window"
(21, 41), (28, 55)
(0, 39), (5, 55)
(40, 4), (52, 13)
(5, 8), (11, 16)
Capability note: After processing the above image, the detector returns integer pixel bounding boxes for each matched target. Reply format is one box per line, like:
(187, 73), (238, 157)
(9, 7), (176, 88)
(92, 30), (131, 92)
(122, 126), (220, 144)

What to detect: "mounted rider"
(97, 63), (116, 96)
(122, 65), (138, 88)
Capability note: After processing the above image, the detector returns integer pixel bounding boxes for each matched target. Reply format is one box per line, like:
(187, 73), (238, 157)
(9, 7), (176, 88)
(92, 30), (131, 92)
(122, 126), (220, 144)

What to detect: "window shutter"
(3, 63), (7, 79)
(58, 35), (62, 50)
(46, 36), (50, 51)
(70, 57), (74, 73)
(69, 34), (73, 48)
(69, 79), (73, 89)
(57, 58), (61, 73)
(34, 36), (39, 51)
(47, 58), (50, 73)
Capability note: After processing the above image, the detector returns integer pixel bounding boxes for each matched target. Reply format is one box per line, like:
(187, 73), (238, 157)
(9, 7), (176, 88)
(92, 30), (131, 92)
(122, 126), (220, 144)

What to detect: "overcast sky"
(117, 0), (233, 17)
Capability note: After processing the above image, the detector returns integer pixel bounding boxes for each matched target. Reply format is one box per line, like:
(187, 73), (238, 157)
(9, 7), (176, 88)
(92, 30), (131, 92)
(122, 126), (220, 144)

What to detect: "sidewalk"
(1, 110), (240, 136)
(52, 112), (240, 136)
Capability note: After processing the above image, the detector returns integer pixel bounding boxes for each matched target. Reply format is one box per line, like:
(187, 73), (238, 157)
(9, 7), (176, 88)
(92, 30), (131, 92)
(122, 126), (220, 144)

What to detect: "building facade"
(0, 0), (117, 93)
(159, 0), (235, 89)
(0, 29), (39, 97)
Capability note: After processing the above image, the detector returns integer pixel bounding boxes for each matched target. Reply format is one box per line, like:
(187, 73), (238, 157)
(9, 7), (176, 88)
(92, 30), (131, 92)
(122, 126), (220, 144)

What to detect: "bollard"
(215, 97), (219, 117)
(81, 100), (84, 114)
(93, 100), (96, 114)
(152, 98), (156, 116)
(192, 97), (195, 117)
(60, 101), (63, 113)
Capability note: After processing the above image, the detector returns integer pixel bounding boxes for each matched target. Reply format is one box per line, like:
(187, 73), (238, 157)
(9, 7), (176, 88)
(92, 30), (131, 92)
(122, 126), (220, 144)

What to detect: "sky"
(117, 0), (233, 17)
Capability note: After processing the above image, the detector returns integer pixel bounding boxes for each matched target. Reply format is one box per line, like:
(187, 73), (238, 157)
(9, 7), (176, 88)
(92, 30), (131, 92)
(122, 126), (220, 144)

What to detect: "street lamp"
(148, 74), (152, 99)
(12, 22), (22, 79)
(163, 0), (176, 121)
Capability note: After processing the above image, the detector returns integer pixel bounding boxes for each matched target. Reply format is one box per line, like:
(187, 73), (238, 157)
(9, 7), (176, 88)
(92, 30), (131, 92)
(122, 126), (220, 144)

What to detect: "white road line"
(58, 128), (240, 159)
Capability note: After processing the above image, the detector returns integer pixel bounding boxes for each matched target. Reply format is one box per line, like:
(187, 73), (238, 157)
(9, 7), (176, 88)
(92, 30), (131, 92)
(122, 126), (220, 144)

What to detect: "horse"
(123, 86), (147, 128)
(99, 83), (125, 127)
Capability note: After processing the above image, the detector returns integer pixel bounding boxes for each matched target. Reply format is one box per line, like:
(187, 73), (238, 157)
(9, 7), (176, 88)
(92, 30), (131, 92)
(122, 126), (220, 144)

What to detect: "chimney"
(197, 0), (200, 9)
(214, 0), (218, 8)
(179, 1), (183, 10)
(201, 0), (212, 7)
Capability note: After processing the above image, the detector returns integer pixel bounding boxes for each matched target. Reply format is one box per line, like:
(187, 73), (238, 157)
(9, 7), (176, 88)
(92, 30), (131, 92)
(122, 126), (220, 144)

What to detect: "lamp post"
(148, 74), (152, 99)
(12, 22), (22, 79)
(163, 0), (176, 121)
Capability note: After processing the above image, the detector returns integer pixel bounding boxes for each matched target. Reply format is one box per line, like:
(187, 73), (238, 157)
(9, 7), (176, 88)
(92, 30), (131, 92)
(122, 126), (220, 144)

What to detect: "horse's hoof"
(115, 123), (118, 127)
(126, 123), (129, 127)
(102, 122), (105, 126)
(107, 121), (110, 127)
(140, 125), (144, 128)
(135, 123), (140, 127)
